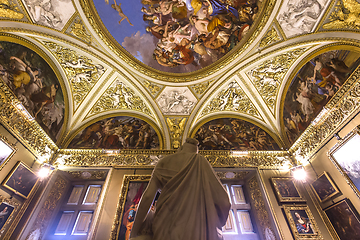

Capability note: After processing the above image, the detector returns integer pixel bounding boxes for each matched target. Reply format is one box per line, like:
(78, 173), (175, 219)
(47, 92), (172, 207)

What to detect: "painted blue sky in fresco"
(93, 0), (148, 61)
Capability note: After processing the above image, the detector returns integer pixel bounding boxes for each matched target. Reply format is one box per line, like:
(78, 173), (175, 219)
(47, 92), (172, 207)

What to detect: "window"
(48, 182), (102, 239)
(222, 183), (259, 240)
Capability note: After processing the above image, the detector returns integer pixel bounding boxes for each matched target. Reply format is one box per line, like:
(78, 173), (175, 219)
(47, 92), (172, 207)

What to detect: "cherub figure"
(110, 0), (133, 26)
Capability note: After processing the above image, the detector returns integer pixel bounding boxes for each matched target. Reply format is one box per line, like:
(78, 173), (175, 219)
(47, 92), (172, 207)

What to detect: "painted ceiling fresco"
(94, 0), (261, 73)
(68, 116), (160, 149)
(283, 50), (360, 145)
(194, 118), (280, 150)
(0, 41), (65, 142)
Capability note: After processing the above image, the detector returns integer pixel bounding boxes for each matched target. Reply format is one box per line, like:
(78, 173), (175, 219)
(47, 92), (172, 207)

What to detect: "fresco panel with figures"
(194, 118), (280, 150)
(0, 41), (65, 142)
(68, 116), (160, 149)
(93, 0), (261, 73)
(283, 50), (360, 145)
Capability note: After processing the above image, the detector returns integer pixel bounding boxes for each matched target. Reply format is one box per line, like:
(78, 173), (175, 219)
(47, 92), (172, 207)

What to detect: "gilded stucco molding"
(87, 78), (152, 117)
(0, 80), (57, 160)
(216, 171), (250, 180)
(322, 0), (360, 30)
(259, 26), (282, 49)
(57, 148), (288, 168)
(248, 176), (278, 240)
(42, 41), (106, 111)
(141, 80), (163, 98)
(190, 79), (215, 98)
(0, 0), (24, 20)
(290, 67), (360, 161)
(79, 0), (276, 82)
(65, 170), (108, 180)
(246, 47), (308, 114)
(166, 117), (187, 149)
(25, 175), (67, 240)
(200, 81), (260, 119)
(66, 15), (92, 44)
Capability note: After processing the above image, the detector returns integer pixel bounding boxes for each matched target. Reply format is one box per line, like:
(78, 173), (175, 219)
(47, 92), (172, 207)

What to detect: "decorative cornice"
(57, 148), (288, 168)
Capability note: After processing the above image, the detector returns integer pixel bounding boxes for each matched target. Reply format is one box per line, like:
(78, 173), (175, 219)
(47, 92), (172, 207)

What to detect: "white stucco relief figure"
(62, 59), (104, 85)
(156, 87), (197, 115)
(23, 0), (75, 30)
(277, 0), (329, 38)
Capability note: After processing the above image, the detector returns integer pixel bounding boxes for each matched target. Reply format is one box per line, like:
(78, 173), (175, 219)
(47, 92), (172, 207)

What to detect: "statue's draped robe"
(149, 151), (230, 240)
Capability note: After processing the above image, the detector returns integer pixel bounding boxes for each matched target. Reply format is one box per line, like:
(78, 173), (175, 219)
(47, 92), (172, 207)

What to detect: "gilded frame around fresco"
(0, 195), (20, 238)
(271, 177), (305, 203)
(328, 125), (360, 198)
(110, 175), (151, 240)
(283, 205), (321, 240)
(0, 134), (16, 171)
(2, 162), (39, 199)
(310, 172), (340, 203)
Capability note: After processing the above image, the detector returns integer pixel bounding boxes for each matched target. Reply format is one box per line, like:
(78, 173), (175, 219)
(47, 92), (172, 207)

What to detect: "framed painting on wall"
(111, 175), (152, 240)
(328, 125), (360, 198)
(324, 199), (360, 239)
(0, 135), (16, 171)
(311, 172), (340, 202)
(271, 177), (305, 203)
(0, 195), (20, 238)
(2, 162), (39, 199)
(283, 205), (320, 240)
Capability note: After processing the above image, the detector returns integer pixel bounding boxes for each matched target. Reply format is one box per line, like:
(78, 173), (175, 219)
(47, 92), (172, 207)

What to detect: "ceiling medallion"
(91, 0), (264, 74)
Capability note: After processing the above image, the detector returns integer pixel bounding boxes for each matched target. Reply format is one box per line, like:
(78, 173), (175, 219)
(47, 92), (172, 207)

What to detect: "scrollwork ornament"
(142, 80), (161, 96)
(201, 81), (259, 118)
(248, 177), (278, 240)
(25, 175), (67, 240)
(259, 26), (281, 49)
(57, 149), (287, 168)
(89, 79), (151, 117)
(42, 41), (105, 110)
(191, 80), (214, 96)
(0, 0), (24, 19)
(323, 0), (360, 30)
(69, 17), (92, 43)
(247, 48), (307, 113)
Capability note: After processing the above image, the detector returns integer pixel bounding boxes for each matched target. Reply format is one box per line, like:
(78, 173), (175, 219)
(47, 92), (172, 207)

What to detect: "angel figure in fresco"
(109, 0), (133, 26)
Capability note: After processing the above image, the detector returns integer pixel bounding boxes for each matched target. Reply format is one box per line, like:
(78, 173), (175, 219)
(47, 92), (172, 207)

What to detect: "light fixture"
(37, 163), (55, 179)
(291, 165), (307, 181)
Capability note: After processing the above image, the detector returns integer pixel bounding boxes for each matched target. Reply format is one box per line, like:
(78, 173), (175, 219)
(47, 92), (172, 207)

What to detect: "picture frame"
(328, 125), (360, 198)
(324, 199), (360, 240)
(111, 175), (151, 240)
(283, 205), (320, 239)
(0, 135), (16, 171)
(271, 177), (305, 203)
(0, 195), (20, 238)
(311, 172), (340, 202)
(2, 162), (39, 199)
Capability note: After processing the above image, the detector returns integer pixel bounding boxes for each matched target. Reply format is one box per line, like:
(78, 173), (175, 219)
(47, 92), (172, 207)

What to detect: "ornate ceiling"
(1, 0), (360, 155)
